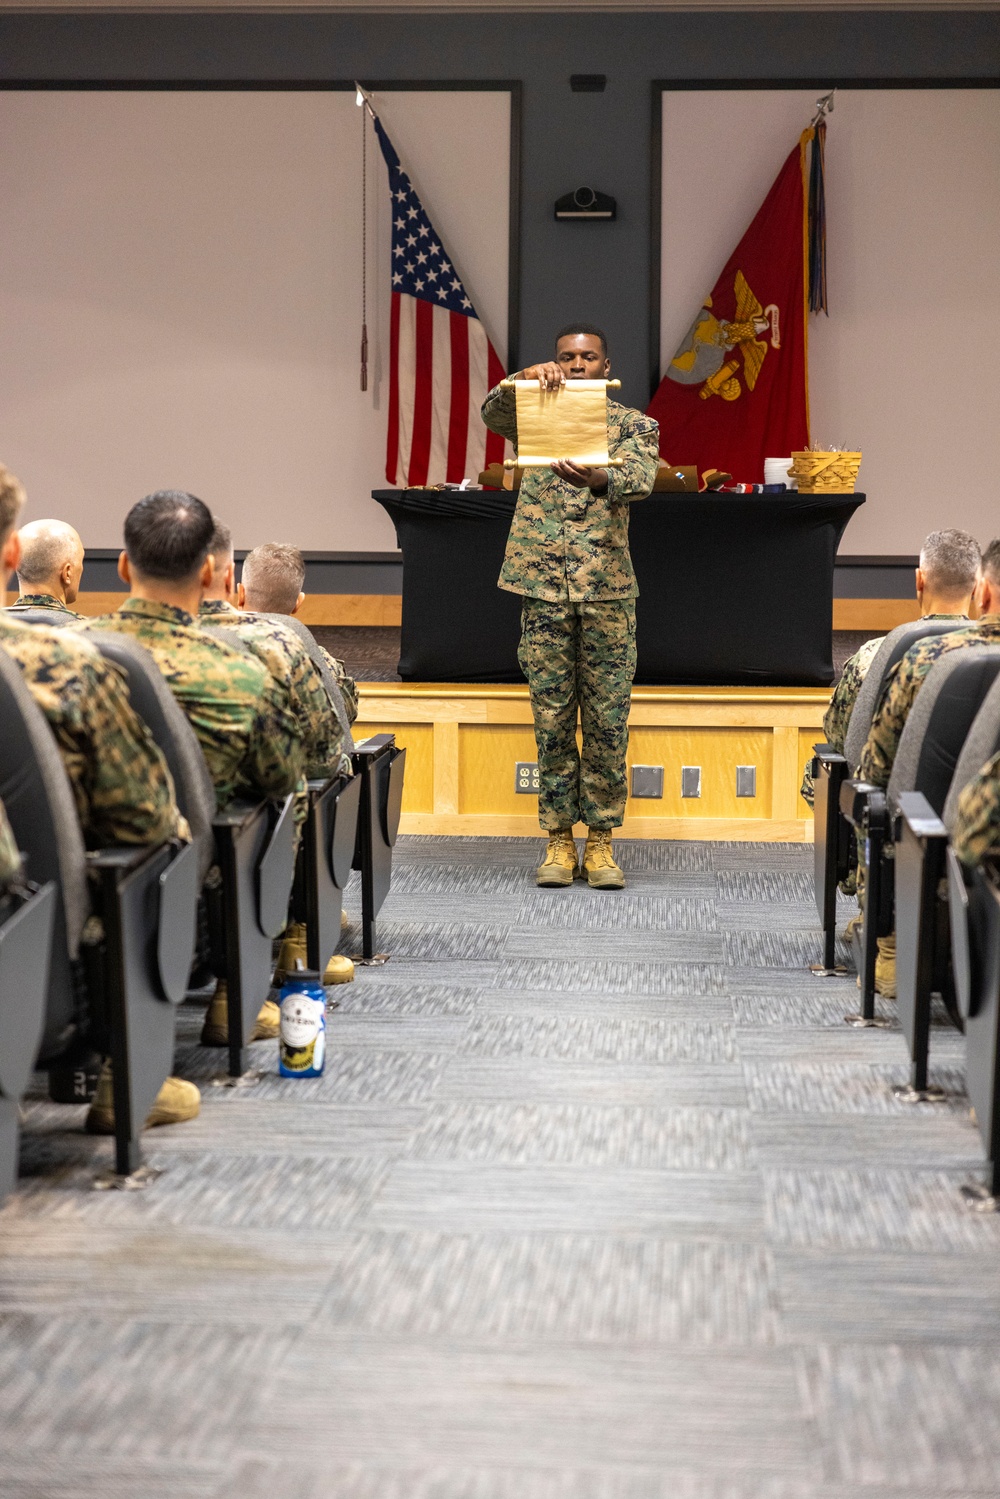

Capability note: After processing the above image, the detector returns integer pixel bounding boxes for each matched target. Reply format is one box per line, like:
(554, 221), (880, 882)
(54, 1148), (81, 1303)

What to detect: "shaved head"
(16, 518), (85, 602)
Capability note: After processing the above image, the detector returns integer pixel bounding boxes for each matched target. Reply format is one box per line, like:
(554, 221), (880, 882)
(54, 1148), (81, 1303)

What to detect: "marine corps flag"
(648, 128), (820, 484)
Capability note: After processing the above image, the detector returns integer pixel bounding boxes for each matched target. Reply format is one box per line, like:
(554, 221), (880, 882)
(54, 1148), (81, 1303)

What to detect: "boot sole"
(536, 869), (577, 887)
(586, 871), (625, 889)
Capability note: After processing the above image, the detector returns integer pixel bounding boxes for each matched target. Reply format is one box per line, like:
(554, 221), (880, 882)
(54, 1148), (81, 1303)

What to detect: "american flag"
(374, 117), (506, 487)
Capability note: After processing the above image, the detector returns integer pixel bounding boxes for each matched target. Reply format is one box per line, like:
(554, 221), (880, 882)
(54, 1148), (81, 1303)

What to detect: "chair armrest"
(86, 844), (163, 874)
(897, 791), (947, 843)
(839, 779), (879, 827)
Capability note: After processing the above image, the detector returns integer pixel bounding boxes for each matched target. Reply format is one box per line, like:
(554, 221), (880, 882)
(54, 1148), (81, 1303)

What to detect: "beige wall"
(661, 88), (1000, 555)
(0, 88), (510, 552)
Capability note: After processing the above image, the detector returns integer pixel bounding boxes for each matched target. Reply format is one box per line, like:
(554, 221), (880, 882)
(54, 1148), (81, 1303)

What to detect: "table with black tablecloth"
(372, 489), (865, 686)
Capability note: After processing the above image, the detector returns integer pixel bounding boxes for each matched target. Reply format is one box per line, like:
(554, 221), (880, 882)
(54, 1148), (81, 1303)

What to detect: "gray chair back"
(87, 632), (218, 881)
(889, 647), (1000, 816)
(0, 649), (89, 1061)
(943, 668), (1000, 831)
(844, 619), (969, 769)
(3, 606), (77, 628)
(259, 613), (355, 755)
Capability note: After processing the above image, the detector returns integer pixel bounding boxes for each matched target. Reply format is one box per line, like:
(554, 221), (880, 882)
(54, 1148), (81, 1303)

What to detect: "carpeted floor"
(312, 629), (879, 685)
(2, 835), (996, 1497)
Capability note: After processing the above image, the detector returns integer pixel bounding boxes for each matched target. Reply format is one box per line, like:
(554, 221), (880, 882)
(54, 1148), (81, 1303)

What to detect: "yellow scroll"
(502, 378), (623, 469)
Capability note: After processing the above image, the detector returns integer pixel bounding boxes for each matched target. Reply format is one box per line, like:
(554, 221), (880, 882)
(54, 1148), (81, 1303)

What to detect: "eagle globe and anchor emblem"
(667, 271), (780, 402)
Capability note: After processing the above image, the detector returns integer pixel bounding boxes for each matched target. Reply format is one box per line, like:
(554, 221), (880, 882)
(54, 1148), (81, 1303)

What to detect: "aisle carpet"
(2, 837), (998, 1497)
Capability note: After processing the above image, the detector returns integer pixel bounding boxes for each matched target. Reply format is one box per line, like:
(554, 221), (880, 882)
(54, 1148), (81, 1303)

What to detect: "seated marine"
(197, 520), (354, 1007)
(953, 751), (1000, 870)
(7, 518), (86, 620)
(0, 466), (198, 1134)
(801, 528), (980, 809)
(239, 541), (359, 726)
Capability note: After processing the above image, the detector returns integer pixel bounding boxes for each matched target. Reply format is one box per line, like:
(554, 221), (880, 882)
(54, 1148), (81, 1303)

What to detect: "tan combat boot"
(536, 830), (579, 887)
(200, 979), (281, 1046)
(875, 933), (896, 998)
(582, 829), (625, 890)
(324, 954), (354, 985)
(275, 923), (354, 987)
(85, 1060), (200, 1135)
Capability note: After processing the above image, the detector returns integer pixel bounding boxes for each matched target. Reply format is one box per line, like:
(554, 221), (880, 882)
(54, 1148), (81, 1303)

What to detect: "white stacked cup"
(764, 457), (797, 489)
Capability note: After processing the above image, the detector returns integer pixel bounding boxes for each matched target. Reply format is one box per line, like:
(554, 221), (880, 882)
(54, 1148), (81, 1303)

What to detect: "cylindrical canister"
(278, 965), (327, 1078)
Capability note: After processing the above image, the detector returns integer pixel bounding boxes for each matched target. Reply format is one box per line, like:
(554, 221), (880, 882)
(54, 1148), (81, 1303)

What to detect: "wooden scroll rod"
(499, 377), (621, 389)
(504, 458), (625, 469)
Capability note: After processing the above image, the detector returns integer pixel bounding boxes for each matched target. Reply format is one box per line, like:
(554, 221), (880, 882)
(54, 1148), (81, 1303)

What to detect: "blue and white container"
(278, 964), (326, 1078)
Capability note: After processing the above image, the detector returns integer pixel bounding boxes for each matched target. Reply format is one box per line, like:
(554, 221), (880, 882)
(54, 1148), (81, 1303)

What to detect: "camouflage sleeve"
(606, 415), (660, 505)
(321, 648), (358, 725)
(859, 660), (912, 789)
(953, 752), (1000, 868)
(240, 674), (306, 800)
(480, 383), (517, 443)
(823, 653), (865, 756)
(285, 650), (343, 780)
(65, 655), (183, 848)
(0, 802), (22, 887)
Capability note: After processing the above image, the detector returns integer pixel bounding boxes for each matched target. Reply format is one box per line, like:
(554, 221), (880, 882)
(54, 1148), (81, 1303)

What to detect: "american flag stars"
(384, 167), (476, 316)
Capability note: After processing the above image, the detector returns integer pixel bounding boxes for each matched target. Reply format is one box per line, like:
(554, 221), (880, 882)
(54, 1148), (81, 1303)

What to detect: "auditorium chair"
(0, 843), (56, 1201)
(352, 734), (406, 960)
(100, 628), (296, 1078)
(893, 663), (1000, 1098)
(0, 650), (199, 1179)
(840, 647), (1000, 1029)
(811, 620), (967, 974)
(949, 859), (1000, 1203)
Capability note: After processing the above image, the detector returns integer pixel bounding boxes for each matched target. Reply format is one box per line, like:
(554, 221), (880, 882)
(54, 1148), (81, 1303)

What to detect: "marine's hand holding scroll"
(551, 459), (609, 493)
(520, 361), (565, 392)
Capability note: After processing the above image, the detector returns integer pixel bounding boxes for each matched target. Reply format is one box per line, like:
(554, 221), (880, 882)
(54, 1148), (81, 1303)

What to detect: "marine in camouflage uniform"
(481, 378), (659, 833)
(953, 751), (1000, 868)
(0, 613), (183, 848)
(321, 647), (359, 726)
(80, 598), (304, 808)
(860, 618), (1000, 789)
(199, 599), (346, 780)
(0, 799), (22, 889)
(6, 592), (82, 620)
(801, 635), (884, 808)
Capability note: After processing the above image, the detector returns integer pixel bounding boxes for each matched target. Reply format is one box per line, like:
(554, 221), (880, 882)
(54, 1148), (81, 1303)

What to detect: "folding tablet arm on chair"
(0, 880), (56, 1201)
(352, 735), (406, 961)
(840, 779), (893, 1026)
(811, 744), (853, 975)
(293, 770), (362, 976)
(894, 792), (954, 1099)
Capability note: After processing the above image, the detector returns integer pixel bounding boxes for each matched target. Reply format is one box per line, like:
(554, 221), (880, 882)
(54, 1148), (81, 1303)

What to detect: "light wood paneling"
(357, 722), (434, 814)
(72, 592), (127, 617)
(460, 725), (547, 815)
(297, 594), (402, 627)
(833, 598), (918, 630)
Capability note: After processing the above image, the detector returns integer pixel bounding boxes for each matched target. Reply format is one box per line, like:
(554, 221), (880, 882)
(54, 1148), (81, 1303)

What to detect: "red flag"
(648, 129), (813, 485)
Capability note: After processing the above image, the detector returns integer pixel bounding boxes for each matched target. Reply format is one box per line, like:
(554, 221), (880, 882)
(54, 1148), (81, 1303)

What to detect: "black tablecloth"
(373, 489), (865, 686)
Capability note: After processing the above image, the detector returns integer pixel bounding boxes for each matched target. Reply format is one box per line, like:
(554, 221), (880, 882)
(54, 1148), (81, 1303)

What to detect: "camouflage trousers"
(518, 597), (636, 832)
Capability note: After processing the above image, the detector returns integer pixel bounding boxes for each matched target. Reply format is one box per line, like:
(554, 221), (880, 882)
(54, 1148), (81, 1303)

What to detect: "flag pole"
(355, 83), (378, 392)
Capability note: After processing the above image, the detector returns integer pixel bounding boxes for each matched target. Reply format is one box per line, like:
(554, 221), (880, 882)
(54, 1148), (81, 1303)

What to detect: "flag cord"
(360, 100), (369, 393)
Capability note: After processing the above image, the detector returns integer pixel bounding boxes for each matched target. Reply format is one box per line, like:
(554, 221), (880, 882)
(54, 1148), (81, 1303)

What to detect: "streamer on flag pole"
(356, 87), (507, 486)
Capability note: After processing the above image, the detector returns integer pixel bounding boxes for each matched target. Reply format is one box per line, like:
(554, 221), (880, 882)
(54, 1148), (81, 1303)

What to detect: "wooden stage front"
(356, 683), (830, 841)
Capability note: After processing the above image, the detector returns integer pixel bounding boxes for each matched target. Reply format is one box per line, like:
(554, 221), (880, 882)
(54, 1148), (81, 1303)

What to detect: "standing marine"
(481, 324), (659, 889)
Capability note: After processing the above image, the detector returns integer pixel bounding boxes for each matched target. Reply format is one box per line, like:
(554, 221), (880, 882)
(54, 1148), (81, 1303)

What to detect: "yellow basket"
(789, 450), (862, 494)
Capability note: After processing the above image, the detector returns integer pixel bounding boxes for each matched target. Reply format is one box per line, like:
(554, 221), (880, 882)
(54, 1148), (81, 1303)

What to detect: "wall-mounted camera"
(554, 187), (616, 222)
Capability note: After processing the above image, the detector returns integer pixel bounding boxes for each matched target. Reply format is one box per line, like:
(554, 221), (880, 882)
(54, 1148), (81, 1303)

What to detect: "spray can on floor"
(278, 960), (326, 1078)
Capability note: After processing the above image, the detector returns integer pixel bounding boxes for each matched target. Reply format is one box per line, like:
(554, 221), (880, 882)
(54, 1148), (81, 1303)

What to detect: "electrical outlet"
(681, 766), (702, 798)
(514, 761), (540, 795)
(736, 765), (757, 798)
(631, 764), (664, 799)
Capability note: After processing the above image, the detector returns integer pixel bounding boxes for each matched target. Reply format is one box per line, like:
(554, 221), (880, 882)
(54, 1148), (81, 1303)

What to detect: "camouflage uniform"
(199, 600), (344, 780)
(0, 614), (183, 848)
(7, 592), (82, 620)
(0, 800), (22, 888)
(801, 635), (884, 808)
(860, 618), (1000, 789)
(953, 751), (1000, 868)
(321, 647), (359, 726)
(482, 382), (659, 829)
(81, 598), (304, 807)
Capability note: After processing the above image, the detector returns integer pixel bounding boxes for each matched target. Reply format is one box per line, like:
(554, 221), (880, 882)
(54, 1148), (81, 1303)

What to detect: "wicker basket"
(788, 450), (862, 494)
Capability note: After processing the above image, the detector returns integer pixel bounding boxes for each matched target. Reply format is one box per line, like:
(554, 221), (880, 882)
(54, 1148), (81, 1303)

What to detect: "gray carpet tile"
(406, 1105), (751, 1170)
(316, 1233), (780, 1344)
(2, 833), (994, 1495)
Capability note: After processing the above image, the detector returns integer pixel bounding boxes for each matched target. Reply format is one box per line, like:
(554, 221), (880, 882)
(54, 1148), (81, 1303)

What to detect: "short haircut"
(241, 543), (306, 614)
(982, 539), (1000, 589)
(0, 465), (26, 549)
(555, 323), (608, 359)
(16, 521), (80, 585)
(123, 490), (214, 582)
(209, 519), (233, 563)
(920, 529), (982, 594)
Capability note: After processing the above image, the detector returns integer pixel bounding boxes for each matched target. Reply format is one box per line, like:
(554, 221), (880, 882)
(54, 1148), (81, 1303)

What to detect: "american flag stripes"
(374, 117), (506, 487)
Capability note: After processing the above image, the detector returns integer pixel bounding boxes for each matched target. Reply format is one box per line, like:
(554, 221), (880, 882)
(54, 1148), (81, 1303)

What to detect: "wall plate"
(515, 762), (540, 795)
(681, 766), (702, 798)
(631, 764), (664, 799)
(736, 765), (757, 798)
